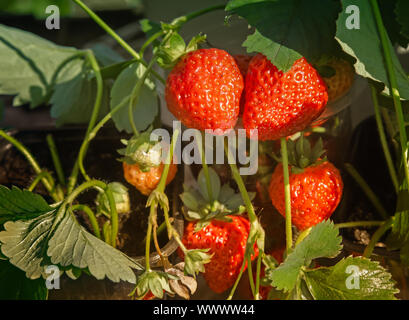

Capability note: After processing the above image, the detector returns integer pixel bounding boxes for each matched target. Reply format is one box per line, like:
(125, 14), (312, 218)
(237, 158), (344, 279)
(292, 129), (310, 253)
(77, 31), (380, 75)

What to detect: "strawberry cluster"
(122, 47), (346, 295)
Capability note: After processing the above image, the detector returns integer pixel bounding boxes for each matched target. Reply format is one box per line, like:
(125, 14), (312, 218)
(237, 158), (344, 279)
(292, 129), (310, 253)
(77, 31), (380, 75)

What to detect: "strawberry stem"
(363, 218), (394, 258)
(171, 4), (226, 27)
(46, 134), (66, 188)
(224, 142), (257, 222)
(145, 129), (180, 271)
(345, 163), (389, 220)
(68, 55), (159, 193)
(195, 131), (214, 201)
(370, 0), (409, 190)
(72, 0), (141, 60)
(281, 137), (293, 253)
(247, 255), (256, 297)
(67, 50), (104, 192)
(66, 179), (118, 247)
(254, 253), (262, 300)
(71, 204), (101, 239)
(335, 221), (384, 229)
(28, 171), (54, 193)
(0, 130), (59, 202)
(227, 261), (246, 300)
(145, 210), (154, 271)
(370, 84), (399, 194)
(139, 30), (164, 58)
(294, 227), (312, 247)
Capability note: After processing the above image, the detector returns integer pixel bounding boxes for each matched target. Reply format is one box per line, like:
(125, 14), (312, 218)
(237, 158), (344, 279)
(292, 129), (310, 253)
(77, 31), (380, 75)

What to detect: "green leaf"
(379, 0), (409, 48)
(218, 184), (236, 204)
(269, 221), (342, 292)
(47, 209), (141, 283)
(335, 0), (409, 100)
(0, 260), (48, 300)
(180, 191), (200, 212)
(140, 19), (162, 39)
(0, 24), (81, 108)
(386, 196), (409, 265)
(303, 257), (399, 300)
(50, 61), (110, 126)
(243, 30), (302, 72)
(0, 211), (57, 279)
(100, 60), (136, 80)
(0, 197), (141, 283)
(227, 0), (341, 71)
(0, 186), (52, 225)
(396, 0), (409, 40)
(110, 62), (158, 133)
(91, 43), (124, 67)
(387, 211), (409, 250)
(377, 90), (409, 112)
(198, 167), (221, 201)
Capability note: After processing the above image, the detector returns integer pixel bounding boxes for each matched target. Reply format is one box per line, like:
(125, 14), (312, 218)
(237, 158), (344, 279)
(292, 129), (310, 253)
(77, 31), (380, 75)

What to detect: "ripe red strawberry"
(180, 215), (258, 293)
(166, 48), (244, 131)
(123, 162), (177, 196)
(269, 160), (343, 230)
(321, 57), (355, 102)
(243, 54), (328, 141)
(234, 54), (253, 115)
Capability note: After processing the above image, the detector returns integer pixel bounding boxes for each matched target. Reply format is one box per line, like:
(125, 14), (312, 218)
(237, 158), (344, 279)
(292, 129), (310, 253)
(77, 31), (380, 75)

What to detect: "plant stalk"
(0, 130), (59, 201)
(370, 0), (409, 190)
(195, 130), (213, 201)
(46, 134), (66, 187)
(363, 218), (393, 258)
(281, 137), (293, 253)
(72, 0), (140, 60)
(370, 84), (399, 194)
(71, 204), (101, 239)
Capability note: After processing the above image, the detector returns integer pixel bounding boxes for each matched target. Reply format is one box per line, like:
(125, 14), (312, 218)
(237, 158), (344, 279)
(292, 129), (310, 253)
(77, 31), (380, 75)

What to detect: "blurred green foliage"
(0, 0), (143, 19)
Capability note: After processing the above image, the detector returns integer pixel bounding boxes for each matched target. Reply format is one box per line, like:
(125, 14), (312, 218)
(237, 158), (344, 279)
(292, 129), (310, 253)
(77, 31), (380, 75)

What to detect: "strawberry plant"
(0, 0), (408, 300)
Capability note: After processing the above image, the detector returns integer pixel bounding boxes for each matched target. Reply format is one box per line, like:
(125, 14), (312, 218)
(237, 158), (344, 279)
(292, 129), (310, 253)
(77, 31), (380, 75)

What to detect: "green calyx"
(278, 136), (327, 174)
(154, 27), (206, 69)
(183, 249), (213, 277)
(131, 270), (175, 300)
(117, 126), (162, 172)
(180, 167), (255, 232)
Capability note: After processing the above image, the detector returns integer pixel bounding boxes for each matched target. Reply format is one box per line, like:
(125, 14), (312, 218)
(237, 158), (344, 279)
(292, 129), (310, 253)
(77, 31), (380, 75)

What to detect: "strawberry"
(165, 48), (244, 131)
(181, 216), (256, 293)
(268, 137), (343, 230)
(178, 167), (258, 293)
(243, 54), (328, 141)
(142, 290), (156, 300)
(118, 128), (177, 196)
(123, 162), (177, 196)
(234, 54), (253, 115)
(320, 57), (355, 102)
